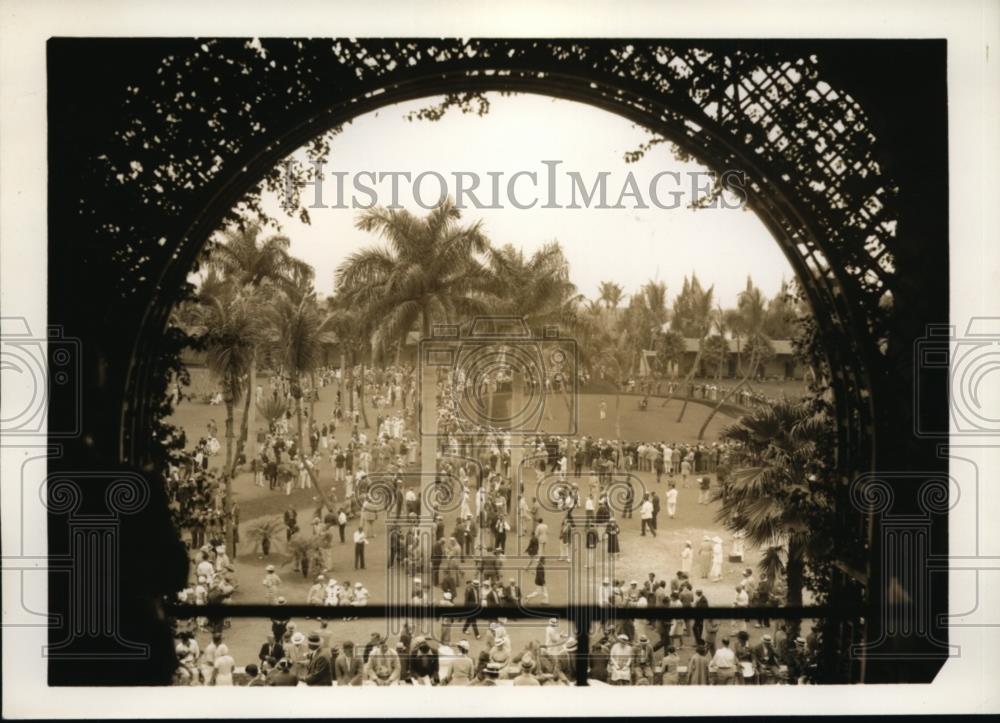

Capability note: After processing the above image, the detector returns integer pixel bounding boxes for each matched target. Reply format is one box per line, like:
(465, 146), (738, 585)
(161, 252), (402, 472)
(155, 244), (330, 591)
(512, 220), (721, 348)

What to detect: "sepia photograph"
(2, 0), (999, 718)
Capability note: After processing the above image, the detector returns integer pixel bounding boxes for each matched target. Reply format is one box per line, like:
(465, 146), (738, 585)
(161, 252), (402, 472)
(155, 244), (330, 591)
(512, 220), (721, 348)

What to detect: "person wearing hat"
(352, 581), (370, 606)
(609, 633), (633, 684)
(262, 564), (282, 605)
(211, 643), (237, 687)
(487, 639), (511, 678)
(473, 661), (502, 686)
(306, 575), (326, 605)
(214, 545), (232, 574)
(287, 631), (309, 669)
(195, 551), (215, 587)
(542, 618), (565, 648)
(302, 632), (333, 686)
(787, 636), (811, 684)
(752, 633), (780, 682)
(443, 640), (474, 686)
(633, 634), (655, 683)
(512, 653), (541, 686)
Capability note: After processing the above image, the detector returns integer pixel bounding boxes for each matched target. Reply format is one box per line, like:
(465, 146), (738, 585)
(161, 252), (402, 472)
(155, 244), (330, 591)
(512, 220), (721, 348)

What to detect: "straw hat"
(291, 632), (305, 645)
(265, 564), (275, 572)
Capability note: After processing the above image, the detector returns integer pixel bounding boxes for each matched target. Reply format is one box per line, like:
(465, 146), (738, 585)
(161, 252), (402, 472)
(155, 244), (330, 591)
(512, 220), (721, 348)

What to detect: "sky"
(244, 92), (794, 310)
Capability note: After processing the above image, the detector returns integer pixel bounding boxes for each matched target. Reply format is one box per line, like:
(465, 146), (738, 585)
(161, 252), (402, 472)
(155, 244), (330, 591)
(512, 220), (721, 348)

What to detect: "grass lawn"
(169, 370), (813, 667)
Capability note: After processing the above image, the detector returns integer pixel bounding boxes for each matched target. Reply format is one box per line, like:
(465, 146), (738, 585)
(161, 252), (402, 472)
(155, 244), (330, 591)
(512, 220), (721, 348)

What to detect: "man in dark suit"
(258, 633), (284, 666)
(302, 634), (333, 686)
(462, 580), (481, 639)
(505, 578), (521, 604)
(431, 536), (446, 586)
(334, 641), (364, 686)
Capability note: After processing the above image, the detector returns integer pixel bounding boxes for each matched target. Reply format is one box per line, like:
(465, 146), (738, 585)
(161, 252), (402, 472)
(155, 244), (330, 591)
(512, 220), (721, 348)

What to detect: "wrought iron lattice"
(76, 39), (899, 484)
(46, 38), (950, 685)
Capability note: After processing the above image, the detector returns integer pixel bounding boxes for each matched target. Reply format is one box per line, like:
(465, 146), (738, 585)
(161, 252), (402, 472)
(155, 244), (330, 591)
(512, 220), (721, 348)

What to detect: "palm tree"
(710, 303), (732, 383)
(324, 295), (373, 430)
(209, 222), (313, 464)
(199, 292), (263, 555)
(655, 329), (685, 379)
(715, 399), (833, 609)
(483, 241), (585, 333)
(269, 295), (336, 512)
(668, 275), (715, 422)
(597, 280), (626, 310)
(697, 277), (770, 438)
(336, 199), (490, 354)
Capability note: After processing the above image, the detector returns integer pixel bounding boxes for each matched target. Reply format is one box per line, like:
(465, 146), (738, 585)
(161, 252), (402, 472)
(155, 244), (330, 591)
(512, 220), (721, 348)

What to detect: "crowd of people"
(171, 605), (817, 686)
(172, 616), (585, 686)
(166, 353), (805, 689)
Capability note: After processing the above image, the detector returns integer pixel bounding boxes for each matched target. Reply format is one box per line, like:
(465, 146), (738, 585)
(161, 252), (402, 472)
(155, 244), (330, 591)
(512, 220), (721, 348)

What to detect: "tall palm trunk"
(697, 343), (760, 440)
(245, 353), (257, 462)
(309, 370), (317, 422)
(614, 391), (621, 440)
(673, 342), (706, 423)
(293, 380), (335, 512)
(358, 362), (370, 429)
(294, 384), (305, 464)
(223, 392), (235, 556)
(225, 374), (255, 556)
(785, 537), (805, 642)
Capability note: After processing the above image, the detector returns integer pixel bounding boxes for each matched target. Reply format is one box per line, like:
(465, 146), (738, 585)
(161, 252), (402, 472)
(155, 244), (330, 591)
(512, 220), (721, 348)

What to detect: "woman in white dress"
(212, 643), (235, 686)
(459, 485), (472, 519)
(680, 541), (693, 575)
(710, 536), (724, 581)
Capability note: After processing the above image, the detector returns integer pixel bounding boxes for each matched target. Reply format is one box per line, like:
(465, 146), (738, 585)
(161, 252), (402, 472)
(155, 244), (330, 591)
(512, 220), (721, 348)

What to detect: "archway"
(46, 38), (948, 685)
